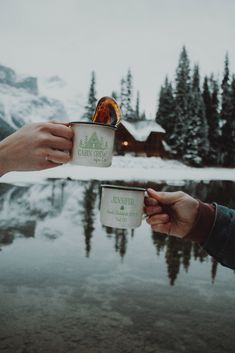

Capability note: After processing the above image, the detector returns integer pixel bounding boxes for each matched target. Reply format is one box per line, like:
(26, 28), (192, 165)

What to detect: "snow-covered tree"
(156, 76), (175, 141)
(83, 71), (97, 120)
(140, 111), (146, 120)
(135, 90), (140, 120)
(220, 54), (234, 165)
(183, 65), (209, 166)
(120, 77), (127, 116)
(230, 75), (235, 165)
(170, 46), (192, 159)
(111, 90), (118, 101)
(119, 69), (135, 121)
(203, 75), (221, 164)
(125, 69), (135, 120)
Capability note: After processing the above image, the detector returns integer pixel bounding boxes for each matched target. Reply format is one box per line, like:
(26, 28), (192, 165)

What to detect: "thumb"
(50, 120), (70, 126)
(147, 188), (183, 205)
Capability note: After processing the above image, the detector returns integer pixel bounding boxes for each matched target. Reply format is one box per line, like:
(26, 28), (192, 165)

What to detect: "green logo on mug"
(79, 132), (108, 150)
(78, 132), (109, 162)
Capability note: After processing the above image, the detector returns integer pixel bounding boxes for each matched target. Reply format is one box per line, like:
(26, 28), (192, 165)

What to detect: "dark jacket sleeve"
(202, 204), (235, 270)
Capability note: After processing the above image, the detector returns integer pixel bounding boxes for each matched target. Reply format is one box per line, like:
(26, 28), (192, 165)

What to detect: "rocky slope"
(0, 64), (67, 140)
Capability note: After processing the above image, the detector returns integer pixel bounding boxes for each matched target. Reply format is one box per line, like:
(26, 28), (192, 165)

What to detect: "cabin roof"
(121, 120), (165, 142)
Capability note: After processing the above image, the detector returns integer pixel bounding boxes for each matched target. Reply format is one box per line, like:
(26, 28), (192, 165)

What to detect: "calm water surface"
(0, 179), (235, 353)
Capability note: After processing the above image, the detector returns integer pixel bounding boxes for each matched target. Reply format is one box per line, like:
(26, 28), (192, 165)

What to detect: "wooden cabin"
(114, 120), (166, 157)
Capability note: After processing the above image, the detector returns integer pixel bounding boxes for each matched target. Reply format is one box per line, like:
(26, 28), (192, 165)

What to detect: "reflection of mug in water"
(100, 184), (145, 229)
(70, 122), (116, 167)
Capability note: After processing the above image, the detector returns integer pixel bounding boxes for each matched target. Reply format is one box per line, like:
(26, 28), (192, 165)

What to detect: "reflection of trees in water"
(0, 180), (70, 248)
(192, 242), (207, 262)
(165, 236), (181, 286)
(81, 180), (98, 257)
(0, 179), (233, 283)
(211, 257), (218, 283)
(104, 226), (128, 259)
(49, 179), (67, 216)
(181, 241), (192, 272)
(114, 229), (128, 259)
(152, 231), (218, 285)
(152, 232), (166, 255)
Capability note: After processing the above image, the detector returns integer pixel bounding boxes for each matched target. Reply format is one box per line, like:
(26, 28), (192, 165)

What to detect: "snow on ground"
(1, 156), (235, 185)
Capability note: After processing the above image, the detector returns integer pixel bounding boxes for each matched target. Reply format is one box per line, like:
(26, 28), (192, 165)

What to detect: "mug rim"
(101, 184), (146, 192)
(70, 121), (116, 130)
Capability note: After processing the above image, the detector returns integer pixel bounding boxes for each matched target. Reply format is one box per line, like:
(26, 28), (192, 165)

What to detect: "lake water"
(0, 179), (235, 353)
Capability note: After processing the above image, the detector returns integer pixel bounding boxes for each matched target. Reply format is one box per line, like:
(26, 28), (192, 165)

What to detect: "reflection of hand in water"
(145, 188), (199, 238)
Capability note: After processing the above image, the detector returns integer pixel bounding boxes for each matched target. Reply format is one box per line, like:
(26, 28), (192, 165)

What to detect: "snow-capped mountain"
(0, 64), (68, 139)
(39, 76), (85, 121)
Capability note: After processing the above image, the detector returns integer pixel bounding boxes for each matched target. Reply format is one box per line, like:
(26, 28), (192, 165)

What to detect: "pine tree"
(220, 53), (234, 165)
(126, 69), (134, 120)
(120, 77), (127, 116)
(171, 46), (192, 159)
(140, 111), (146, 120)
(135, 90), (140, 120)
(119, 70), (135, 120)
(156, 76), (175, 141)
(111, 90), (118, 101)
(83, 71), (97, 120)
(202, 76), (211, 123)
(229, 74), (235, 165)
(183, 64), (209, 166)
(203, 75), (221, 164)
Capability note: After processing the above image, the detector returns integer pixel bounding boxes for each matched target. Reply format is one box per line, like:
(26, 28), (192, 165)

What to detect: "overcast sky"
(0, 0), (234, 117)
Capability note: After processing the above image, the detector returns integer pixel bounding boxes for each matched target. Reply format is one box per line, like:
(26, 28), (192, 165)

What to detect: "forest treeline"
(83, 47), (235, 166)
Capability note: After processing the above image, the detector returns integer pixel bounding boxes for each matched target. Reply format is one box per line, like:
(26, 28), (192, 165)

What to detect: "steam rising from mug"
(92, 97), (122, 127)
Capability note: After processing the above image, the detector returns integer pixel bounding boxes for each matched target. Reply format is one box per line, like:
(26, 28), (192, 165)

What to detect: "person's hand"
(144, 188), (199, 238)
(0, 122), (73, 175)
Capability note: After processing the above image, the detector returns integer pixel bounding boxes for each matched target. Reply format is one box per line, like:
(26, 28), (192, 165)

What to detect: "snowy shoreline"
(1, 156), (235, 184)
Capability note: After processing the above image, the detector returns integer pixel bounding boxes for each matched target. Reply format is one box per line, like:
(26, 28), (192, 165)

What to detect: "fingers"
(50, 120), (70, 126)
(44, 149), (71, 164)
(147, 188), (185, 205)
(49, 123), (74, 140)
(147, 212), (171, 235)
(42, 160), (62, 170)
(144, 205), (162, 216)
(147, 213), (170, 225)
(49, 136), (73, 151)
(144, 196), (159, 206)
(151, 223), (171, 235)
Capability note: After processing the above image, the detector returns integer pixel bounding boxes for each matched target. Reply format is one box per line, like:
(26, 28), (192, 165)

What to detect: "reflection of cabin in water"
(114, 120), (166, 157)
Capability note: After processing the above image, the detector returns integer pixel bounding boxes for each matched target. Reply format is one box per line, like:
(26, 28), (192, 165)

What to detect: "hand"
(145, 188), (199, 238)
(0, 122), (73, 175)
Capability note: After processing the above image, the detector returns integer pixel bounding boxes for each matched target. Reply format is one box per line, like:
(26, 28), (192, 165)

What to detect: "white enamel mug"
(100, 184), (146, 229)
(70, 122), (116, 167)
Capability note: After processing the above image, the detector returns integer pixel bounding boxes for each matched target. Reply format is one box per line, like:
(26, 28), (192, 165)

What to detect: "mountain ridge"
(0, 64), (68, 140)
